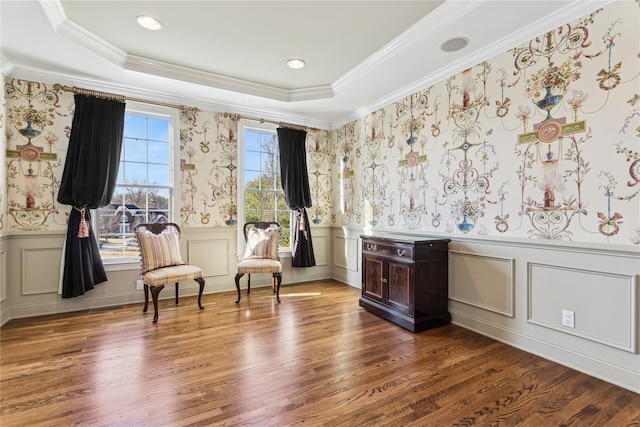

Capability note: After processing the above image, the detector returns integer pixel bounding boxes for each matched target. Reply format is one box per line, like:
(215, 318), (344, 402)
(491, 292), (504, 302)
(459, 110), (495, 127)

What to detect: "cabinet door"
(362, 254), (385, 303)
(387, 260), (413, 314)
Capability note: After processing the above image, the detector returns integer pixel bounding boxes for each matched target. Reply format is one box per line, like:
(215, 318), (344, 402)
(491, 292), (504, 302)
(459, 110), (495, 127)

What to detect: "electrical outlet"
(562, 309), (575, 328)
(136, 279), (144, 290)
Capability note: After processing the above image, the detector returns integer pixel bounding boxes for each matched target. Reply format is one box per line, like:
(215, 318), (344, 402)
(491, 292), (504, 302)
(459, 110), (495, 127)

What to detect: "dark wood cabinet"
(359, 234), (451, 332)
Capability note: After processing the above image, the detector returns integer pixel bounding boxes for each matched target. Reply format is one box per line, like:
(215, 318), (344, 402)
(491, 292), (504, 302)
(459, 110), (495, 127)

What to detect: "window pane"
(123, 161), (148, 184)
(261, 173), (278, 191)
(242, 126), (289, 250)
(245, 210), (261, 222)
(148, 141), (169, 163)
(244, 170), (260, 186)
(277, 194), (289, 211)
(98, 113), (172, 261)
(124, 138), (146, 162)
(148, 118), (169, 142)
(244, 130), (261, 151)
(148, 164), (170, 186)
(124, 115), (147, 139)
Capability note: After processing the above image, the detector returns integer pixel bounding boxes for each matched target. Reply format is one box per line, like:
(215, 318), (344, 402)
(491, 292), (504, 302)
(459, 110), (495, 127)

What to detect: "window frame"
(95, 102), (180, 268)
(237, 119), (292, 259)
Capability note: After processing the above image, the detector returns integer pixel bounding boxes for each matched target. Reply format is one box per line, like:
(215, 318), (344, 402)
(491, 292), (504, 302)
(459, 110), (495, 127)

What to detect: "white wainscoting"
(1, 247), (6, 302)
(449, 250), (515, 317)
(333, 234), (358, 271)
(21, 247), (63, 295)
(314, 235), (328, 266)
(528, 262), (637, 353)
(2, 226), (638, 393)
(188, 238), (230, 277)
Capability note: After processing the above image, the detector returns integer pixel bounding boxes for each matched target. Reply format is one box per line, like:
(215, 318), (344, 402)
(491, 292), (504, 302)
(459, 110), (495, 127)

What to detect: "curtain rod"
(233, 114), (316, 132)
(54, 84), (188, 110)
(56, 84), (318, 131)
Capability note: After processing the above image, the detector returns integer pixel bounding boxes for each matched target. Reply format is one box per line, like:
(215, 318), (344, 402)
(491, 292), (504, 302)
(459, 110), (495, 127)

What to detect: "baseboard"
(450, 308), (640, 394)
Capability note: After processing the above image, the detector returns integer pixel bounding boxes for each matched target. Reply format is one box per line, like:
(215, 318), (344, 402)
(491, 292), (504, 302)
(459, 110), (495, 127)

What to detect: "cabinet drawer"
(362, 241), (414, 260)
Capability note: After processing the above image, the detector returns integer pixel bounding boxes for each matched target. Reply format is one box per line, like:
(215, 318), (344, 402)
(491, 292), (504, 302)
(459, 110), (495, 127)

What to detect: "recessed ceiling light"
(286, 59), (306, 69)
(440, 37), (469, 53)
(137, 15), (162, 31)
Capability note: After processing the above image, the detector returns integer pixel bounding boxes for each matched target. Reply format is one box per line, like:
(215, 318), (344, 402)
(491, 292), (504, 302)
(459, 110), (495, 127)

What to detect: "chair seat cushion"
(143, 264), (203, 287)
(236, 258), (282, 274)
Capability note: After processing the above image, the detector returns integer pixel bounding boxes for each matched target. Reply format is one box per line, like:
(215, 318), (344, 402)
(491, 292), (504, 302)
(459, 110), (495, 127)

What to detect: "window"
(96, 106), (177, 261)
(238, 121), (291, 250)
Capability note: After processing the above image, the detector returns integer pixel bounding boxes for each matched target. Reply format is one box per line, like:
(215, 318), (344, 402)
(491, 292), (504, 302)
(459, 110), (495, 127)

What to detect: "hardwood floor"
(1, 280), (638, 426)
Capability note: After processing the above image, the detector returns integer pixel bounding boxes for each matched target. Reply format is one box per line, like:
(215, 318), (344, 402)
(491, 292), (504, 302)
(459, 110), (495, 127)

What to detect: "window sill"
(278, 248), (292, 258)
(103, 260), (140, 272)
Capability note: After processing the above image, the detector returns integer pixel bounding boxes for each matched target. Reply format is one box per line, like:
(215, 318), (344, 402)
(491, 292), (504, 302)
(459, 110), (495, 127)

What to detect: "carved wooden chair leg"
(150, 284), (165, 323)
(235, 273), (244, 304)
(247, 274), (251, 295)
(143, 283), (149, 313)
(195, 277), (205, 310)
(175, 283), (179, 305)
(274, 272), (282, 303)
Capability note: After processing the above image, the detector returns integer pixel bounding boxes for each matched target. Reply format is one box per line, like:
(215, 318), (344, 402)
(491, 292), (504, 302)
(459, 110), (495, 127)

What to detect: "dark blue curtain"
(277, 127), (315, 267)
(57, 94), (125, 298)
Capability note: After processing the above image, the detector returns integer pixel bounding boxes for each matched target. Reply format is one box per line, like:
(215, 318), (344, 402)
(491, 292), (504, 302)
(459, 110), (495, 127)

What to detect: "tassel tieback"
(75, 206), (90, 238)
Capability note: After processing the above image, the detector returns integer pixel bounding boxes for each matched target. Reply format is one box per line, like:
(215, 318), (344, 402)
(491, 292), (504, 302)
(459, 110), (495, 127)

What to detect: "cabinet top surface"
(360, 234), (451, 245)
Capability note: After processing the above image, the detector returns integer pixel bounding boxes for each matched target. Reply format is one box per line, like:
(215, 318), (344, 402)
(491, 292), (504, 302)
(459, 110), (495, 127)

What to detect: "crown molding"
(1, 54), (15, 76)
(331, 0), (614, 128)
(332, 0), (483, 94)
(40, 0), (127, 66)
(125, 55), (334, 103)
(38, 0), (66, 28)
(40, 0), (334, 103)
(6, 65), (332, 130)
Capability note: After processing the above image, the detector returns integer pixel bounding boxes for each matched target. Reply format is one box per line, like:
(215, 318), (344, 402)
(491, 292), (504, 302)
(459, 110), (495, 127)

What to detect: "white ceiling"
(1, 0), (610, 129)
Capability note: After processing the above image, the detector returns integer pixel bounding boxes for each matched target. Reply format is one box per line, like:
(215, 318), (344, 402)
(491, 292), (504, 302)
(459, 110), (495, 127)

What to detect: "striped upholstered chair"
(235, 221), (282, 304)
(135, 222), (205, 323)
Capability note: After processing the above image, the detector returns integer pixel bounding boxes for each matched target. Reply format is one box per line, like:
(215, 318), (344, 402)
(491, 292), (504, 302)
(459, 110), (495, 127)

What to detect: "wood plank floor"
(1, 280), (639, 426)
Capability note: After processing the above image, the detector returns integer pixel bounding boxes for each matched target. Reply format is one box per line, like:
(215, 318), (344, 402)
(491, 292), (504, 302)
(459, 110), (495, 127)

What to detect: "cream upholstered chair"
(235, 221), (282, 304)
(135, 222), (205, 323)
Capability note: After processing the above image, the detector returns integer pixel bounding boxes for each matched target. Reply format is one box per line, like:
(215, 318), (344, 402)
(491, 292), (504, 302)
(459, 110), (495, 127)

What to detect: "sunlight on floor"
(280, 292), (322, 297)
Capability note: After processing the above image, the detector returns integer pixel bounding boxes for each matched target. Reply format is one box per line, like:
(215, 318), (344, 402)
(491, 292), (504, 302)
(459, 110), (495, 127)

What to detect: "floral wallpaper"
(332, 1), (639, 246)
(2, 79), (334, 231)
(2, 1), (638, 248)
(4, 80), (69, 231)
(0, 77), (6, 231)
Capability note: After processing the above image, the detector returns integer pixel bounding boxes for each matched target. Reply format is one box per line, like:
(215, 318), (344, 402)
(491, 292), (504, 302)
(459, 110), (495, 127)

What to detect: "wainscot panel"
(528, 262), (636, 352)
(21, 247), (63, 295)
(449, 250), (515, 317)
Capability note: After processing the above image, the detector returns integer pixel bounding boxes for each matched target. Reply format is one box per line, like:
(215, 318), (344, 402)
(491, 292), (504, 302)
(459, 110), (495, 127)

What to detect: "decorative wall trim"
(21, 247), (63, 295)
(313, 235), (328, 267)
(40, 0), (127, 66)
(333, 235), (358, 271)
(449, 250), (515, 317)
(527, 262), (637, 353)
(188, 239), (230, 277)
(1, 54), (14, 75)
(1, 249), (6, 302)
(450, 308), (640, 394)
(125, 55), (334, 103)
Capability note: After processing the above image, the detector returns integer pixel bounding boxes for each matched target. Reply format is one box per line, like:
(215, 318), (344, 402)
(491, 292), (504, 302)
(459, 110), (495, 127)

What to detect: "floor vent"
(89, 305), (124, 314)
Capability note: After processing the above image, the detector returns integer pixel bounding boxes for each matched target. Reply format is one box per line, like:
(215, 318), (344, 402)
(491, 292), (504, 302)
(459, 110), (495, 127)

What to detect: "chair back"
(243, 221), (280, 242)
(135, 222), (181, 235)
(241, 221), (281, 261)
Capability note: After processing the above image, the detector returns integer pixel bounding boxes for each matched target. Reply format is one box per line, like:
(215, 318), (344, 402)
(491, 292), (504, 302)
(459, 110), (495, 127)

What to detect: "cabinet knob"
(397, 249), (406, 257)
(366, 243), (377, 251)
(381, 278), (388, 283)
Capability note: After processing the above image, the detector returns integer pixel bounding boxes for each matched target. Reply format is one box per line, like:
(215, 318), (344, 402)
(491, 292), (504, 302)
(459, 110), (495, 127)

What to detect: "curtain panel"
(57, 94), (126, 298)
(277, 127), (316, 267)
